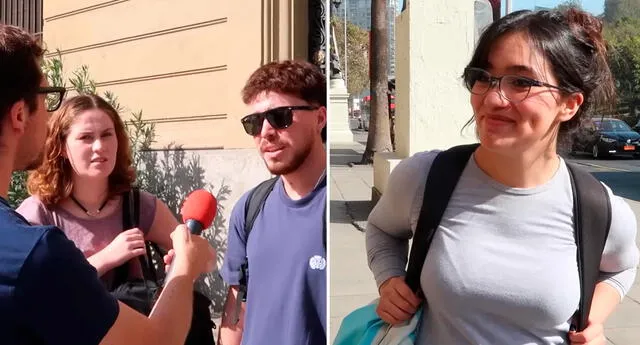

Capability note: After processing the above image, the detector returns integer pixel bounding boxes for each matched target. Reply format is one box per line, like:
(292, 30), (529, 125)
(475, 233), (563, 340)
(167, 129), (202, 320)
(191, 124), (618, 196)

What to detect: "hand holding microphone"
(165, 190), (218, 283)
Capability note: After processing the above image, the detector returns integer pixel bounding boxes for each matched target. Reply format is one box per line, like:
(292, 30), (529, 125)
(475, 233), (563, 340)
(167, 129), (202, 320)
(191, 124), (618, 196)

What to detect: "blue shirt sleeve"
(14, 227), (119, 345)
(220, 193), (250, 286)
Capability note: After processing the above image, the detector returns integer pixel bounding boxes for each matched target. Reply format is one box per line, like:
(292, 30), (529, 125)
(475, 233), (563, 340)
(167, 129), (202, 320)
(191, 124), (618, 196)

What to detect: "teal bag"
(333, 146), (475, 345)
(333, 298), (422, 345)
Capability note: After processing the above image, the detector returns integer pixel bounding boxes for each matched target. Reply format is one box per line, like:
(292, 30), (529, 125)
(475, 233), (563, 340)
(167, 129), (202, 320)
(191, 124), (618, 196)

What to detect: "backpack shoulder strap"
(112, 188), (137, 288)
(234, 177), (279, 310)
(566, 162), (612, 332)
(122, 187), (140, 229)
(113, 187), (156, 286)
(243, 177), (279, 238)
(323, 202), (327, 251)
(405, 143), (480, 294)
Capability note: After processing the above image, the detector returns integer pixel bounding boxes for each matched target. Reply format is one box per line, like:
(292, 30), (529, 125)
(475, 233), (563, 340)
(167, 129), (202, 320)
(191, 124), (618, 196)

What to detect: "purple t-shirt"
(16, 193), (157, 287)
(221, 176), (326, 345)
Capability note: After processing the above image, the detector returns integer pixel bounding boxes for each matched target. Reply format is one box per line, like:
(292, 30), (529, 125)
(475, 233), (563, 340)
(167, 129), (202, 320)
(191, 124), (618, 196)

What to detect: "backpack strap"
(112, 187), (157, 287)
(566, 162), (612, 332)
(236, 177), (279, 301)
(323, 202), (327, 251)
(243, 177), (279, 238)
(405, 144), (479, 295)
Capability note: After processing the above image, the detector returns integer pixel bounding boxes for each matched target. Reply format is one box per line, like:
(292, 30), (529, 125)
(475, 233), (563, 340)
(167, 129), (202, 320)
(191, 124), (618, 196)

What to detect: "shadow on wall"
(138, 145), (231, 318)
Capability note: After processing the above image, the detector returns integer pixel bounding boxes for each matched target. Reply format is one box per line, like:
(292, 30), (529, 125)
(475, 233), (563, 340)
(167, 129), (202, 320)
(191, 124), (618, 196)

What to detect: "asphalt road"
(351, 128), (640, 201)
(567, 153), (640, 202)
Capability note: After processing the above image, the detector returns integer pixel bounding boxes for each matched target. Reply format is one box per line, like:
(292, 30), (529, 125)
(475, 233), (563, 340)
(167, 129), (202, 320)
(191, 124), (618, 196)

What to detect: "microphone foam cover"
(180, 189), (217, 229)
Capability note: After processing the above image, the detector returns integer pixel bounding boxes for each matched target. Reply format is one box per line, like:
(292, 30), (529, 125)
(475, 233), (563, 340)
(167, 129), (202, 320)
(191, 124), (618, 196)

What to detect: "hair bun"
(564, 7), (606, 55)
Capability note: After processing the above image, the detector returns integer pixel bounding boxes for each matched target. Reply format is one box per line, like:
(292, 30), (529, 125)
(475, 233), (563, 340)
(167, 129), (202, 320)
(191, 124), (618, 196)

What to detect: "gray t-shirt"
(366, 150), (639, 345)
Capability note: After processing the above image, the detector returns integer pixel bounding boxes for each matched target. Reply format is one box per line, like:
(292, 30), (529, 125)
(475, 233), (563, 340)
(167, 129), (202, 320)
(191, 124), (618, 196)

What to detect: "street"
(330, 133), (640, 344)
(351, 127), (640, 201)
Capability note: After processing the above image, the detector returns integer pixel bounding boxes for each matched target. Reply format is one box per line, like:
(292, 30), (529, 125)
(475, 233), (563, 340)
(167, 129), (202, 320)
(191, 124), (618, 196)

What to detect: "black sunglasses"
(37, 86), (67, 112)
(241, 105), (318, 136)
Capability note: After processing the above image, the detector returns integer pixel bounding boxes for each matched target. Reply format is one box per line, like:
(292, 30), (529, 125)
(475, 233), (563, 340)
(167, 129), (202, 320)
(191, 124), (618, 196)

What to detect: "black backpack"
(237, 176), (327, 303)
(110, 188), (160, 315)
(110, 188), (216, 345)
(404, 144), (611, 332)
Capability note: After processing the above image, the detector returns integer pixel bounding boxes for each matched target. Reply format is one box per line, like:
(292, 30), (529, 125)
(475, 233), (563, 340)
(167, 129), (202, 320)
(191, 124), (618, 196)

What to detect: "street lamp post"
(332, 0), (347, 87)
(344, 1), (348, 87)
(329, 0), (354, 144)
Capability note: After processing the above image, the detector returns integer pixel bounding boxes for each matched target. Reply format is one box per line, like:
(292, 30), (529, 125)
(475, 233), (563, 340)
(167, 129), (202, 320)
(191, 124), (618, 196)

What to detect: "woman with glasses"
(366, 7), (639, 345)
(16, 94), (215, 344)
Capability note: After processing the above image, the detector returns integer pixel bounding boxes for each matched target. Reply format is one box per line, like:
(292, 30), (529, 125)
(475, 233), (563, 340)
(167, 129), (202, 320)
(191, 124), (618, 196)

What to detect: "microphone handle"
(163, 219), (205, 286)
(185, 219), (205, 235)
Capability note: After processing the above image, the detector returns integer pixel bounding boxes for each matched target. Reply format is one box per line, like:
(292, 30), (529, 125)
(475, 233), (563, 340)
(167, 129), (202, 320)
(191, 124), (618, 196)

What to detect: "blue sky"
(512, 0), (605, 15)
(394, 0), (604, 16)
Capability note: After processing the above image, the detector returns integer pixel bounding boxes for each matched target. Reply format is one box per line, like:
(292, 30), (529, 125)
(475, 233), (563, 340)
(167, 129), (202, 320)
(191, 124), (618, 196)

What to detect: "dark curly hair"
(465, 7), (616, 144)
(242, 60), (326, 142)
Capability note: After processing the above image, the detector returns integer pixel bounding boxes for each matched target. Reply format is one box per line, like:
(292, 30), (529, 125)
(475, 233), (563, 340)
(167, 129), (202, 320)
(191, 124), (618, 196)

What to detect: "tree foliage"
(555, 0), (582, 12)
(604, 0), (640, 24)
(605, 17), (640, 109)
(332, 17), (370, 96)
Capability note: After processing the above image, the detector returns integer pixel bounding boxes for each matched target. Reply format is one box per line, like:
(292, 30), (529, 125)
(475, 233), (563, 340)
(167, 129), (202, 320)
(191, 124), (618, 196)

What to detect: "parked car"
(571, 117), (640, 159)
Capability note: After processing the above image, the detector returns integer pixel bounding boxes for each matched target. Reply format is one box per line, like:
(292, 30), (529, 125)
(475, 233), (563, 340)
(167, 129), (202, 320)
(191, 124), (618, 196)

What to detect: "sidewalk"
(329, 140), (640, 345)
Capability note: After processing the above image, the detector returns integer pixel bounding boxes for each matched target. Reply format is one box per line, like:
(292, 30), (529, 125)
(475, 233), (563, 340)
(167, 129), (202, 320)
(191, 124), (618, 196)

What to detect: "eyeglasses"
(463, 67), (571, 103)
(241, 105), (319, 136)
(37, 86), (66, 112)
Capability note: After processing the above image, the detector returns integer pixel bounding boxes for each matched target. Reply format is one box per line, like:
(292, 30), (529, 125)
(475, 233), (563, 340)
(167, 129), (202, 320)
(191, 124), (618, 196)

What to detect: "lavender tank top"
(16, 191), (157, 287)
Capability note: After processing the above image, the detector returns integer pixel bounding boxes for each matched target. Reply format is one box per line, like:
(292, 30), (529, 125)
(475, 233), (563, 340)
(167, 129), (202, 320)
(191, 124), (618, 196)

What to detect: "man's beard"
(263, 141), (313, 175)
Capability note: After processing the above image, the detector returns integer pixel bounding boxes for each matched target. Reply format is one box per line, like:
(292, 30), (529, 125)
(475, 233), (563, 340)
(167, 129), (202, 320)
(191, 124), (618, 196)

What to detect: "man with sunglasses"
(218, 60), (327, 345)
(0, 24), (215, 345)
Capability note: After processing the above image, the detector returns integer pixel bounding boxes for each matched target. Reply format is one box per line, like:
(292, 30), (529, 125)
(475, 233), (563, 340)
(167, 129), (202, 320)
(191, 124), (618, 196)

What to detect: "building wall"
(43, 0), (311, 150)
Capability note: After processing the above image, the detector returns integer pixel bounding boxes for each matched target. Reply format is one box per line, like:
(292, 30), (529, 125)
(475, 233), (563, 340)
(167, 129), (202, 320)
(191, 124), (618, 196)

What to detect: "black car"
(571, 118), (640, 159)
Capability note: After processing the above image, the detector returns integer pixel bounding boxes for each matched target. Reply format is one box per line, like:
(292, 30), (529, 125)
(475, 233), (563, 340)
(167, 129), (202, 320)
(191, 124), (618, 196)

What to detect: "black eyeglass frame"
(240, 105), (319, 136)
(37, 86), (67, 112)
(463, 67), (576, 103)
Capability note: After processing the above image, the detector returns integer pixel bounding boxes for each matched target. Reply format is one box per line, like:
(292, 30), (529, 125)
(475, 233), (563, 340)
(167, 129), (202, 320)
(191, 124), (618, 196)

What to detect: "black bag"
(405, 144), (611, 332)
(109, 188), (216, 344)
(110, 188), (160, 315)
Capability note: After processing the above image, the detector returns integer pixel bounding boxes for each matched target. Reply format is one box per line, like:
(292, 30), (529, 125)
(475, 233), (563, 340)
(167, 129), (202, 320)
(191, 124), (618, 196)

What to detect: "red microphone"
(163, 189), (217, 285)
(180, 189), (217, 235)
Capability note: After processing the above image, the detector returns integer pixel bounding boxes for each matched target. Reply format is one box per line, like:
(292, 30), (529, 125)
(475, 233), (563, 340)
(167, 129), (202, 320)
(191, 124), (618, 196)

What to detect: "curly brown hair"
(28, 94), (136, 206)
(242, 60), (326, 141)
(242, 60), (326, 106)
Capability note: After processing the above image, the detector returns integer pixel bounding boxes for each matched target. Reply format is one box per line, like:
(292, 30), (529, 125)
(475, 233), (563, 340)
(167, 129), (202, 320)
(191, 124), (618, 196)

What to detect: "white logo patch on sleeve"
(309, 255), (327, 270)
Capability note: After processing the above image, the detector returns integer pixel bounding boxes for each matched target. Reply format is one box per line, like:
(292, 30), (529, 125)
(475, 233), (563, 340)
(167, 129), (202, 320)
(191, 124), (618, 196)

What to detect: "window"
(0, 0), (43, 38)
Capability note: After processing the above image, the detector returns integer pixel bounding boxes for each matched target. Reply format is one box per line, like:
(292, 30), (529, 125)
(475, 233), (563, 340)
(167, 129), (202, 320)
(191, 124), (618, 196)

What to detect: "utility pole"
(344, 0), (348, 87)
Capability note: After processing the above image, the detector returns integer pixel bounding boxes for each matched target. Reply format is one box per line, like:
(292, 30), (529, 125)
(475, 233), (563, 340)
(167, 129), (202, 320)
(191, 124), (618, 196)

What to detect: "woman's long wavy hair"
(28, 94), (136, 206)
